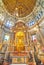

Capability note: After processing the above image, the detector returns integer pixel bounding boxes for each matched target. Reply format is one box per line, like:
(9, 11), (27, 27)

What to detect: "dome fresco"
(2, 0), (36, 17)
(0, 0), (44, 65)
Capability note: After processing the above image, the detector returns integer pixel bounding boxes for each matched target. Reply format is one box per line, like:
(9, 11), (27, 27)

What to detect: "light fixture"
(15, 7), (18, 10)
(33, 27), (38, 31)
(15, 7), (19, 17)
(16, 13), (19, 17)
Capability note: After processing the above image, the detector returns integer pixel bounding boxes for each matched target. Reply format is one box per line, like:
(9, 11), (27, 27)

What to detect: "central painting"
(15, 31), (25, 52)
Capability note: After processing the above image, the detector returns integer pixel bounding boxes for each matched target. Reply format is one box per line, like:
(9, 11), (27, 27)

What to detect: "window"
(35, 11), (43, 21)
(32, 35), (37, 42)
(28, 20), (35, 26)
(4, 34), (10, 41)
(5, 20), (14, 28)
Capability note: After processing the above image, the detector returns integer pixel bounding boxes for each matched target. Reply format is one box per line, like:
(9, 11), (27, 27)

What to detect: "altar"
(10, 64), (27, 65)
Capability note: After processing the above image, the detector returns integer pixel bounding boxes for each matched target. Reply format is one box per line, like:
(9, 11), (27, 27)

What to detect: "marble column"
(37, 25), (44, 46)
